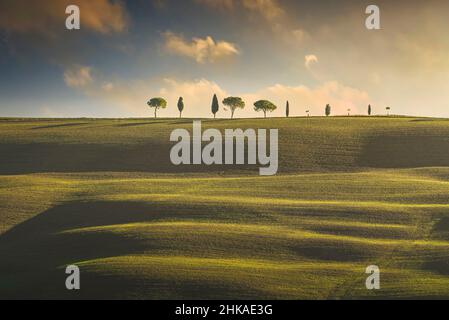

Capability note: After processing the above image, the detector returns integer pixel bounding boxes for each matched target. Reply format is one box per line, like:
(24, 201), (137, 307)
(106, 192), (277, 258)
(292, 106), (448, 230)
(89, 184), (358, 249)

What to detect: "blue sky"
(1, 0), (449, 118)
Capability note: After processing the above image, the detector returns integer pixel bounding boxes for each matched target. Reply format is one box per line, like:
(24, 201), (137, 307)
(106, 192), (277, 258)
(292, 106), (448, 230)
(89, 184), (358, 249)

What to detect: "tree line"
(147, 96), (392, 119)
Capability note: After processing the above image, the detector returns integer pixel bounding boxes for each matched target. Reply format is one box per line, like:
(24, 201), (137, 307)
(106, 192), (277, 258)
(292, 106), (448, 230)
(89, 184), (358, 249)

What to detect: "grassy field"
(1, 116), (449, 299)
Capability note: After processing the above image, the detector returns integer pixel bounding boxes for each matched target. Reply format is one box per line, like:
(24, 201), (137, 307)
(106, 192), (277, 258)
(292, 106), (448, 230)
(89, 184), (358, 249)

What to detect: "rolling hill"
(1, 116), (449, 299)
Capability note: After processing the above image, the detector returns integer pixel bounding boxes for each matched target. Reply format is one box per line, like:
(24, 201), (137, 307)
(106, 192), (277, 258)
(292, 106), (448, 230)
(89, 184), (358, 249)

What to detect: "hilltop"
(1, 116), (449, 175)
(1, 116), (449, 299)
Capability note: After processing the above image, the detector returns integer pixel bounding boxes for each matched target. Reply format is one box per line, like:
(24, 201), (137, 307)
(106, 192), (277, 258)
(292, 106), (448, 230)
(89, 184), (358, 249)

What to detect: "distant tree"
(286, 101), (290, 118)
(386, 106), (391, 116)
(347, 108), (351, 116)
(254, 100), (277, 118)
(211, 94), (219, 118)
(147, 97), (167, 118)
(368, 104), (372, 116)
(177, 97), (184, 118)
(325, 104), (331, 117)
(223, 97), (245, 119)
(306, 110), (310, 117)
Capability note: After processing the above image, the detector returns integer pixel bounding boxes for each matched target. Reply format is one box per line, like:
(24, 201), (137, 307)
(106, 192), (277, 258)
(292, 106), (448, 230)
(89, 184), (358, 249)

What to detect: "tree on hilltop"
(211, 94), (219, 118)
(325, 104), (331, 117)
(223, 97), (245, 119)
(254, 100), (277, 118)
(177, 97), (184, 118)
(147, 97), (167, 118)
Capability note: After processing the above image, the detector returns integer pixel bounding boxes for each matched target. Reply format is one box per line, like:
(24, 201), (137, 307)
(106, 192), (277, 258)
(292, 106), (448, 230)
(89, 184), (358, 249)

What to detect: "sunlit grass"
(1, 117), (449, 299)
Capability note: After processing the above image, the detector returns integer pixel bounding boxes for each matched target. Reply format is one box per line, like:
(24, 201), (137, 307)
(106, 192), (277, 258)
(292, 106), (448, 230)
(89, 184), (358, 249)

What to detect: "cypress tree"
(325, 104), (331, 117)
(211, 94), (219, 118)
(177, 97), (184, 118)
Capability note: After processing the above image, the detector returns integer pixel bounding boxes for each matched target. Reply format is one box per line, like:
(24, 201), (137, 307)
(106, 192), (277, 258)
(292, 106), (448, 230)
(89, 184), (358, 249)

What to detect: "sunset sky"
(0, 0), (448, 118)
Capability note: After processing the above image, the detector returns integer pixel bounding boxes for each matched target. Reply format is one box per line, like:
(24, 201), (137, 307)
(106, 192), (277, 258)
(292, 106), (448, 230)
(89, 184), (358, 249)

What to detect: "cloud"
(78, 0), (128, 34)
(63, 66), (146, 115)
(163, 32), (240, 63)
(271, 27), (311, 49)
(64, 65), (372, 118)
(157, 78), (229, 116)
(194, 0), (235, 10)
(305, 54), (318, 70)
(64, 66), (93, 88)
(240, 81), (372, 117)
(63, 65), (229, 117)
(193, 0), (304, 50)
(241, 0), (284, 22)
(194, 0), (284, 22)
(0, 0), (128, 35)
(101, 82), (115, 92)
(291, 29), (310, 44)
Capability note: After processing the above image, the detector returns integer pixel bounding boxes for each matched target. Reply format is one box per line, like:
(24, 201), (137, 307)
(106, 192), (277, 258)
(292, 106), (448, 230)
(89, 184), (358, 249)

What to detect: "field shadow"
(0, 200), (220, 299)
(0, 199), (377, 299)
(289, 243), (372, 262)
(0, 142), (168, 174)
(0, 142), (260, 175)
(113, 119), (234, 127)
(115, 121), (161, 127)
(358, 133), (449, 168)
(421, 216), (449, 276)
(0, 199), (289, 299)
(31, 123), (90, 130)
(409, 118), (449, 122)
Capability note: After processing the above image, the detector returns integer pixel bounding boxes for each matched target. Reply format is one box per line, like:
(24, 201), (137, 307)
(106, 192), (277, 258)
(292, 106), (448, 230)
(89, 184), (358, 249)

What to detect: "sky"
(0, 0), (449, 118)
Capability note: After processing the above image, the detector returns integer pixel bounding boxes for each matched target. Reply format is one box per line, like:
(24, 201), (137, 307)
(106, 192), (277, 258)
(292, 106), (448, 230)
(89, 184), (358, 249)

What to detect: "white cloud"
(102, 82), (115, 92)
(163, 32), (240, 64)
(157, 78), (229, 116)
(240, 81), (371, 117)
(64, 65), (373, 118)
(305, 54), (318, 70)
(63, 67), (230, 117)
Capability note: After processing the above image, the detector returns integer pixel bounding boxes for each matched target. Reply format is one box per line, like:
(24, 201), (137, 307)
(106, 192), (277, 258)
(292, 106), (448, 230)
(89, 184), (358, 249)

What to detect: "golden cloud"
(163, 32), (240, 64)
(64, 65), (372, 118)
(241, 0), (284, 22)
(194, 0), (284, 21)
(194, 0), (235, 10)
(241, 81), (372, 117)
(0, 0), (128, 35)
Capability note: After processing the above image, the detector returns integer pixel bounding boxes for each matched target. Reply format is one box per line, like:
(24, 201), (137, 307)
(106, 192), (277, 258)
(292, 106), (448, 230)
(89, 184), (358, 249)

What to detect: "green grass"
(1, 117), (449, 299)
